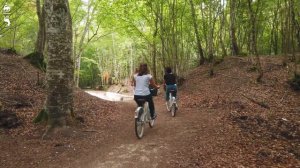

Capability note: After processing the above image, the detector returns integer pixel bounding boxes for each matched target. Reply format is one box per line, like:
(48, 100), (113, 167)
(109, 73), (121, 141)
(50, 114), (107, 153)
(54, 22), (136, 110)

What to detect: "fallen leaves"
(170, 56), (300, 167)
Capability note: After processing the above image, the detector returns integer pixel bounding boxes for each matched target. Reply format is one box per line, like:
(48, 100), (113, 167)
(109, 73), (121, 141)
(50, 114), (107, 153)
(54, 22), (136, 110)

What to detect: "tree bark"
(44, 0), (74, 131)
(152, 11), (158, 81)
(247, 0), (263, 82)
(12, 26), (17, 49)
(35, 0), (46, 57)
(159, 0), (166, 68)
(219, 0), (227, 58)
(171, 0), (178, 72)
(189, 0), (205, 65)
(290, 0), (298, 75)
(270, 1), (279, 55)
(229, 0), (239, 56)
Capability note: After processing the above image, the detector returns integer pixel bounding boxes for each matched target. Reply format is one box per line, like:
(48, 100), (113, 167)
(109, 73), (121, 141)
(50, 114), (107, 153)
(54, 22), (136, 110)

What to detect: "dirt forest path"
(2, 55), (299, 167)
(74, 94), (245, 168)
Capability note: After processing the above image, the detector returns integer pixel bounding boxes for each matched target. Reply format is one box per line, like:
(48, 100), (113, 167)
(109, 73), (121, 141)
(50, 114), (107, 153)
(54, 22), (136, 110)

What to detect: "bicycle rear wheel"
(135, 118), (144, 139)
(171, 104), (176, 117)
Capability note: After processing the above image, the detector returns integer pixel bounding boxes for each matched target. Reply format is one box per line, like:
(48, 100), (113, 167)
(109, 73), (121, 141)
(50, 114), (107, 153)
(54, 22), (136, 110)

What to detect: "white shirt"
(134, 74), (152, 96)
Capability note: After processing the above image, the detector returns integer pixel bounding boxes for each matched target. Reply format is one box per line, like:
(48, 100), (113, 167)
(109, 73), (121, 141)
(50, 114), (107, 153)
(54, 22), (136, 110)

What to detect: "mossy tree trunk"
(247, 0), (263, 82)
(35, 0), (46, 58)
(44, 0), (74, 131)
(229, 0), (239, 56)
(152, 10), (158, 81)
(220, 0), (227, 58)
(189, 0), (205, 65)
(290, 0), (298, 76)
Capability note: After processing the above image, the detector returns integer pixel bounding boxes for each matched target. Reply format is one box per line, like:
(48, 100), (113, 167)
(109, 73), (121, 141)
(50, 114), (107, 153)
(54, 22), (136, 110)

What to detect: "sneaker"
(151, 113), (157, 120)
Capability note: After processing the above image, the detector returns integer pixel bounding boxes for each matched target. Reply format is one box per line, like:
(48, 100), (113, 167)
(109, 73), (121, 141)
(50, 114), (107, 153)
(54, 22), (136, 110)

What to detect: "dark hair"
(165, 67), (172, 74)
(138, 63), (149, 76)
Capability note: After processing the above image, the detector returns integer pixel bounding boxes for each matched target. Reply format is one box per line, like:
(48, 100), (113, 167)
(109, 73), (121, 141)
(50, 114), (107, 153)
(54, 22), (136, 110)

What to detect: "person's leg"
(134, 95), (144, 107)
(165, 86), (170, 101)
(172, 85), (178, 109)
(146, 94), (156, 118)
(165, 86), (170, 110)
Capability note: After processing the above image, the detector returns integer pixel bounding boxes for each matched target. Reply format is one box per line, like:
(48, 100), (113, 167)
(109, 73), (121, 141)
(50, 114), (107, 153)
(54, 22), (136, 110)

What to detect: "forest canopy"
(0, 0), (299, 88)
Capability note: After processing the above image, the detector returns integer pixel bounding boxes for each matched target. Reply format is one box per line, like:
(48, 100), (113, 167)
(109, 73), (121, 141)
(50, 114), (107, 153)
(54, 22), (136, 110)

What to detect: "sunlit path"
(85, 90), (133, 101)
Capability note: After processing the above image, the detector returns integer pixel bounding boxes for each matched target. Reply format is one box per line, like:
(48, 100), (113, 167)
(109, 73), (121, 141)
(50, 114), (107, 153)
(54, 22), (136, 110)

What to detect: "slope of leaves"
(0, 52), (118, 136)
(176, 56), (300, 167)
(0, 52), (124, 168)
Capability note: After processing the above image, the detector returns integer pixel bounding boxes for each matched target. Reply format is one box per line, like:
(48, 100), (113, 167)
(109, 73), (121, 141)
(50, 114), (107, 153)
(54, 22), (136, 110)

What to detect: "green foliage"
(239, 52), (249, 57)
(33, 108), (48, 123)
(23, 52), (46, 71)
(0, 0), (37, 55)
(0, 0), (298, 87)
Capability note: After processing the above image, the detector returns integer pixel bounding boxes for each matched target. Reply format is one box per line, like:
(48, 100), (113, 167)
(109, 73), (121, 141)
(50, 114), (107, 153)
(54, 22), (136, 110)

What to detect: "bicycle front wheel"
(135, 118), (144, 139)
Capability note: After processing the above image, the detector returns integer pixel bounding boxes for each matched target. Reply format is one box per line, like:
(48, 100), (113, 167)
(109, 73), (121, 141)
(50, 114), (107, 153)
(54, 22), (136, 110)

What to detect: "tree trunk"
(207, 3), (213, 62)
(159, 1), (167, 67)
(281, 0), (288, 65)
(12, 26), (17, 49)
(247, 0), (263, 82)
(159, 0), (166, 68)
(35, 0), (46, 58)
(219, 0), (227, 58)
(290, 0), (298, 75)
(44, 0), (74, 131)
(207, 1), (219, 62)
(74, 2), (94, 87)
(230, 0), (239, 56)
(271, 1), (280, 55)
(152, 16), (158, 81)
(171, 0), (178, 72)
(189, 0), (205, 65)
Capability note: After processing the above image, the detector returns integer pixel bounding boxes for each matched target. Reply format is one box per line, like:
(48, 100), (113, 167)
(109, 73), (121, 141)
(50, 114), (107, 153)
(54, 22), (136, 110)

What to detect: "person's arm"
(132, 78), (136, 87)
(131, 75), (136, 87)
(163, 74), (167, 90)
(162, 79), (166, 91)
(131, 76), (135, 87)
(150, 78), (160, 89)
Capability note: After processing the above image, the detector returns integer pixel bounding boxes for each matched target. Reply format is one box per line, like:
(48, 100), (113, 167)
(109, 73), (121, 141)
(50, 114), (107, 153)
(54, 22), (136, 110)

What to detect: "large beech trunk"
(44, 0), (74, 130)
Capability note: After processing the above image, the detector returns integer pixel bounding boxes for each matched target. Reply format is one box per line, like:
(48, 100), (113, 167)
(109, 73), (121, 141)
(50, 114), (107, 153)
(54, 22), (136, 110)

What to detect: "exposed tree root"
(241, 93), (270, 109)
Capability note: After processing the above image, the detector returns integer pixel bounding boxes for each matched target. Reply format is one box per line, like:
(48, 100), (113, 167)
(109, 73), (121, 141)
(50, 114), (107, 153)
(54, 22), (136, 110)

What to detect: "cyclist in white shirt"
(132, 63), (160, 119)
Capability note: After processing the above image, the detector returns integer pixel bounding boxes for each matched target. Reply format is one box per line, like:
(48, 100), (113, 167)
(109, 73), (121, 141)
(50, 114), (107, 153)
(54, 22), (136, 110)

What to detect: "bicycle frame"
(134, 103), (151, 122)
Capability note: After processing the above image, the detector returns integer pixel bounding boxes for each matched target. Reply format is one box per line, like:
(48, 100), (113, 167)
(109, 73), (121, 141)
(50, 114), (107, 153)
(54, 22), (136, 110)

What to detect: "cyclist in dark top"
(163, 67), (177, 109)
